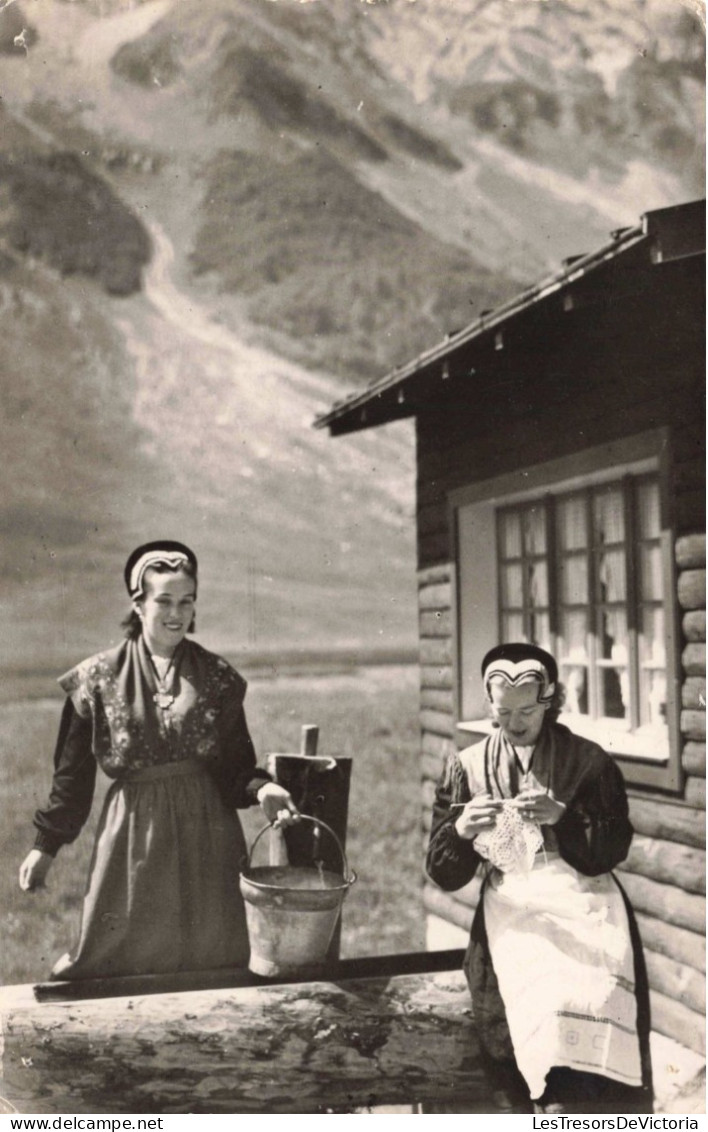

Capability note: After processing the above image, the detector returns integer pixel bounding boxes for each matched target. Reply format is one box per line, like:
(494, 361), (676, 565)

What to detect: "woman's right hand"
(454, 794), (503, 841)
(19, 849), (53, 892)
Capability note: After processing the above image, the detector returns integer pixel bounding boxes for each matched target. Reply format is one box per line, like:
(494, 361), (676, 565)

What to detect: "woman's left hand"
(513, 789), (566, 826)
(256, 782), (301, 828)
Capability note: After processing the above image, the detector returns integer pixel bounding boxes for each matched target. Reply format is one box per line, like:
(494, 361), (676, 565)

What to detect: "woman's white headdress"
(124, 541), (197, 599)
(482, 644), (557, 705)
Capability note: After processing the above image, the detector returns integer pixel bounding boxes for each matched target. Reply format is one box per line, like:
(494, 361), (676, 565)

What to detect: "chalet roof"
(314, 198), (705, 437)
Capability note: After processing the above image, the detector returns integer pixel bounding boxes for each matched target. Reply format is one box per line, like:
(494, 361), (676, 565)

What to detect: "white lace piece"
(474, 802), (544, 873)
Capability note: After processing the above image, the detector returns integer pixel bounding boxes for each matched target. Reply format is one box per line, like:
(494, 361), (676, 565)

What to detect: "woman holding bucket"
(18, 540), (299, 980)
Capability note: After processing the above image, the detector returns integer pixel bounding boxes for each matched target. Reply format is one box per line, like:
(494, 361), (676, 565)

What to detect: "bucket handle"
(247, 815), (355, 885)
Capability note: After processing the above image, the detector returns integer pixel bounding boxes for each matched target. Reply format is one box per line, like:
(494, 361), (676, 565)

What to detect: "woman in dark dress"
(426, 642), (653, 1114)
(19, 540), (299, 980)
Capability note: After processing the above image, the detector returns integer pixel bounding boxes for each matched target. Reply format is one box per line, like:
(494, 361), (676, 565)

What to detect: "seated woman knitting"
(426, 642), (653, 1115)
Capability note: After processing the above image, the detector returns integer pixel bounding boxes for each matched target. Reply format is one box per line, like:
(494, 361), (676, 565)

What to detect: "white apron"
(483, 851), (643, 1101)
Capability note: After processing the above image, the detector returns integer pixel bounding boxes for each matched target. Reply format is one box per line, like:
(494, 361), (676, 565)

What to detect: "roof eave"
(315, 198), (706, 437)
(314, 222), (646, 435)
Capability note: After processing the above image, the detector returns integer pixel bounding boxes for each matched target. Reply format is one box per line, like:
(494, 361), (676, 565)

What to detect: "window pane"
(594, 488), (625, 545)
(561, 609), (589, 657)
(523, 507), (546, 555)
(640, 669), (667, 728)
(600, 608), (628, 661)
(640, 607), (667, 727)
(528, 560), (548, 607)
(559, 611), (589, 715)
(563, 666), (588, 715)
(501, 563), (523, 607)
(597, 547), (626, 602)
(502, 612), (524, 640)
(560, 554), (588, 604)
(638, 481), (661, 539)
(640, 543), (663, 601)
(557, 496), (587, 550)
(602, 667), (629, 720)
(530, 612), (550, 651)
(641, 606), (666, 667)
(499, 511), (521, 558)
(599, 608), (629, 720)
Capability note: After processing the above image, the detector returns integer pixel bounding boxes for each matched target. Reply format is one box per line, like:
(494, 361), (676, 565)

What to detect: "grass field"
(1, 664), (425, 986)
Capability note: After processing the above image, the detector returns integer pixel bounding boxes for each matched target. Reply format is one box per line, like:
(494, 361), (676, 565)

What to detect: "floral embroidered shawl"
(59, 637), (248, 776)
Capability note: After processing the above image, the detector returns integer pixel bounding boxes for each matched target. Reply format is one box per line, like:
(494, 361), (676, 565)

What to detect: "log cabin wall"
(417, 250), (706, 1055)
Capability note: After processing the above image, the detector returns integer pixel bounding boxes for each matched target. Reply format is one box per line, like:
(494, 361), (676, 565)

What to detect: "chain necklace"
(147, 645), (183, 711)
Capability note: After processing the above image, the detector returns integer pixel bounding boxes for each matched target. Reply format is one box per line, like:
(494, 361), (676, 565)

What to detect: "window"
(452, 433), (681, 791)
(497, 475), (667, 734)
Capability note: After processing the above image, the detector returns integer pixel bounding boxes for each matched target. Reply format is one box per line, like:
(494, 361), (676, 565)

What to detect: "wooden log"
(420, 532), (453, 567)
(417, 564), (452, 588)
(682, 678), (707, 710)
(421, 778), (437, 811)
(644, 949), (706, 1016)
(421, 730), (456, 762)
(419, 638), (453, 667)
(676, 534), (707, 570)
(650, 988), (706, 1057)
(682, 643), (706, 677)
(685, 776), (706, 810)
(422, 750), (444, 783)
(682, 742), (707, 777)
(621, 836), (705, 895)
(681, 710), (707, 742)
(418, 584), (452, 612)
(419, 609), (452, 638)
(420, 664), (454, 691)
(0, 966), (494, 1115)
(419, 708), (455, 738)
(615, 870), (706, 934)
(638, 910), (702, 973)
(635, 912), (706, 974)
(420, 687), (455, 714)
(683, 610), (707, 643)
(629, 796), (706, 849)
(678, 570), (706, 612)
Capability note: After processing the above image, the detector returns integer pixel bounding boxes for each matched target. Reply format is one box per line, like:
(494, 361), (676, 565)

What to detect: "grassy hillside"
(191, 147), (512, 378)
(0, 241), (417, 672)
(0, 151), (150, 294)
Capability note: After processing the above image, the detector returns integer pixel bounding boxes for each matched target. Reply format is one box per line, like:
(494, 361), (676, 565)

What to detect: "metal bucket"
(240, 815), (356, 977)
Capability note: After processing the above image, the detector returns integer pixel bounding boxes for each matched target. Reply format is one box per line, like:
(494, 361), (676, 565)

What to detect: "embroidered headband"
(124, 541), (198, 598)
(481, 643), (558, 705)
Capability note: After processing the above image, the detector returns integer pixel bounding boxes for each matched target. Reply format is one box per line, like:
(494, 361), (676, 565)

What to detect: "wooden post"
(266, 724), (353, 961)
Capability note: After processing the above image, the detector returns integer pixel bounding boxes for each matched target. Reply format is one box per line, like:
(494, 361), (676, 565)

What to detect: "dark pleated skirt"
(52, 760), (250, 980)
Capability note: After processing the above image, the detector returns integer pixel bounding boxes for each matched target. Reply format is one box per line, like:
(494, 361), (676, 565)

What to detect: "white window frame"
(449, 429), (682, 792)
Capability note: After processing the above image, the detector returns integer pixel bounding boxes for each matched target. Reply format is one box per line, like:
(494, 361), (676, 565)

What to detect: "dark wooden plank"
(33, 948), (467, 1003)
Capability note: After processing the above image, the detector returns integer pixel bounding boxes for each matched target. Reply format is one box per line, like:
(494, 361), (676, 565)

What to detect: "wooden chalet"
(316, 199), (706, 1059)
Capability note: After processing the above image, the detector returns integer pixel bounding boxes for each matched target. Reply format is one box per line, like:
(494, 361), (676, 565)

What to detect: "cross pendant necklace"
(154, 688), (174, 710)
(149, 648), (181, 711)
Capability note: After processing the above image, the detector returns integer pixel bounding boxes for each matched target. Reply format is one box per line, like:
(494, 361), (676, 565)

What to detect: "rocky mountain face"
(0, 0), (703, 671)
